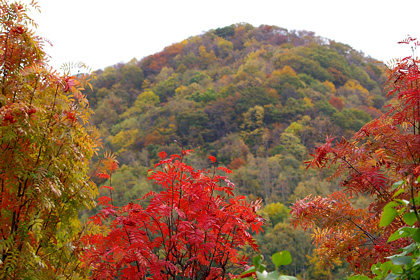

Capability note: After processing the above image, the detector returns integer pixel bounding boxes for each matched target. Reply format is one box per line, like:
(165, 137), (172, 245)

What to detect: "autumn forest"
(1, 1), (420, 279)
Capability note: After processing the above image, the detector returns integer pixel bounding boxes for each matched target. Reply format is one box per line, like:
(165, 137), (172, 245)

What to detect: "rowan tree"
(290, 38), (420, 275)
(82, 150), (264, 279)
(0, 1), (100, 278)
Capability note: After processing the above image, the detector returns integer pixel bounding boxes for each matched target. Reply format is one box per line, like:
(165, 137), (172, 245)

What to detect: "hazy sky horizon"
(28, 0), (420, 72)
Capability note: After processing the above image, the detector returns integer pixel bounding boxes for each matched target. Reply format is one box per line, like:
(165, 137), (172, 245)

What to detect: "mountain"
(83, 23), (387, 277)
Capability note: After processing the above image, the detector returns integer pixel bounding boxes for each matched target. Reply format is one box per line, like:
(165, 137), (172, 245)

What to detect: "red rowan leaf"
(250, 222), (264, 234)
(108, 161), (119, 172)
(170, 154), (182, 160)
(181, 149), (194, 156)
(154, 158), (173, 168)
(173, 206), (186, 219)
(209, 155), (216, 163)
(101, 206), (116, 217)
(217, 166), (233, 174)
(158, 151), (167, 159)
(398, 36), (417, 44)
(97, 196), (112, 206)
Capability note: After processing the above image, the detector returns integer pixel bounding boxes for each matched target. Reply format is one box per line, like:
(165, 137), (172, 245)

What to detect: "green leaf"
(413, 257), (420, 267)
(391, 180), (405, 191)
(257, 271), (279, 280)
(392, 188), (405, 198)
(403, 212), (417, 226)
(272, 250), (292, 267)
(278, 276), (298, 280)
(371, 263), (383, 276)
(394, 199), (409, 206)
(384, 273), (399, 280)
(388, 230), (403, 242)
(401, 242), (418, 254)
(371, 261), (394, 277)
(388, 227), (416, 242)
(416, 176), (420, 184)
(253, 255), (267, 273)
(388, 255), (412, 266)
(385, 201), (399, 208)
(412, 228), (420, 243)
(256, 271), (298, 280)
(380, 205), (398, 227)
(241, 266), (256, 276)
(253, 255), (263, 267)
(411, 194), (420, 206)
(379, 261), (394, 274)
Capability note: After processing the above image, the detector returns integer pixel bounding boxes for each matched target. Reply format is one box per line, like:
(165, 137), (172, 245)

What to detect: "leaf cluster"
(0, 1), (101, 278)
(241, 251), (297, 280)
(290, 39), (420, 276)
(82, 151), (264, 279)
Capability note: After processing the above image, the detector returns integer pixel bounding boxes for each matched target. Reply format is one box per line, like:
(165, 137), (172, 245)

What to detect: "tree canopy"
(0, 1), (100, 278)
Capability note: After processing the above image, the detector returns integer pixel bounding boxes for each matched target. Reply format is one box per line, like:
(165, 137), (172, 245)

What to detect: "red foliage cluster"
(291, 41), (420, 274)
(328, 95), (344, 111)
(82, 150), (263, 279)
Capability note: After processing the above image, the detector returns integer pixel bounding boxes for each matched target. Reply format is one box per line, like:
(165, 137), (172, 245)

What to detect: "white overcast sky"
(27, 0), (420, 72)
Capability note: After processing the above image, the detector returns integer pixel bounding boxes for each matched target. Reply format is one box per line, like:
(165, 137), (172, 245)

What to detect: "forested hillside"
(84, 23), (387, 278)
